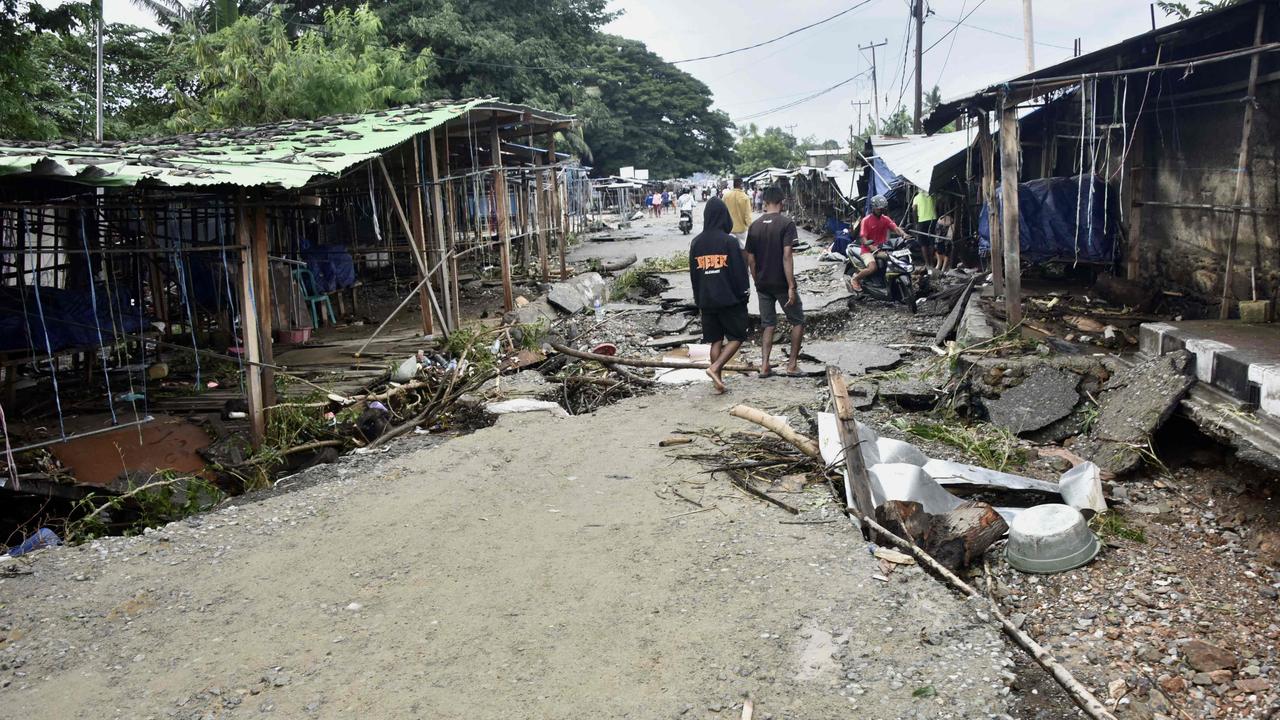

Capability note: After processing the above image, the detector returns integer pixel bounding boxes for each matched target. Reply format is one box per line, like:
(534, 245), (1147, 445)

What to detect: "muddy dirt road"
(1, 381), (1016, 719)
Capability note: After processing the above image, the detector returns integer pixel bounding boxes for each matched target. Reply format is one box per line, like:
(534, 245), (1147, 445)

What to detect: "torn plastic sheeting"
(1058, 462), (1107, 516)
(922, 459), (1061, 495)
(876, 437), (929, 466)
(868, 463), (964, 515)
(484, 399), (569, 419)
(654, 368), (712, 385)
(816, 412), (880, 469)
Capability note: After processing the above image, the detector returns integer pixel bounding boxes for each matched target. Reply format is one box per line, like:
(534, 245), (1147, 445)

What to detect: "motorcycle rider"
(678, 187), (695, 214)
(850, 194), (909, 293)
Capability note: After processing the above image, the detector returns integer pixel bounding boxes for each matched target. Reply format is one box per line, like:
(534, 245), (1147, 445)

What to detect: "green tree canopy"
(172, 5), (434, 132)
(733, 124), (801, 177)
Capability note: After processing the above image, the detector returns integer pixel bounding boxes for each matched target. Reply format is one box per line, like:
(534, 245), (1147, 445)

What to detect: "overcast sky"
(91, 0), (1173, 143)
(604, 0), (1175, 143)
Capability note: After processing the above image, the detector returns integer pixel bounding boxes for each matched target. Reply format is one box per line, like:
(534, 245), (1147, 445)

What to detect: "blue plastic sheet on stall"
(301, 242), (357, 294)
(0, 285), (149, 354)
(864, 155), (905, 214)
(978, 174), (1116, 263)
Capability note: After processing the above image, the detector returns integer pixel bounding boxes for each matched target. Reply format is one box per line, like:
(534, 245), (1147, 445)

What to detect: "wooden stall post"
(252, 207), (276, 410)
(428, 129), (452, 331)
(377, 156), (447, 334)
(445, 178), (461, 327)
(999, 97), (1023, 326)
(537, 165), (550, 281)
(490, 120), (514, 311)
(236, 205), (265, 444)
(1219, 2), (1266, 319)
(410, 138), (434, 336)
(1125, 122), (1146, 280)
(977, 112), (1004, 295)
(548, 137), (566, 279)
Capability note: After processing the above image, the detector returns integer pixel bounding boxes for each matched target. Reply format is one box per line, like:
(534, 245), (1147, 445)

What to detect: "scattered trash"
(922, 459), (1061, 495)
(873, 547), (916, 565)
(1004, 504), (1100, 574)
(484, 399), (570, 419)
(7, 527), (61, 557)
(1057, 462), (1107, 516)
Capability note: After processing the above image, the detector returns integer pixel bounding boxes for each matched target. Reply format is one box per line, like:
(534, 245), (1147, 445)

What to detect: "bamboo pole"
(548, 138), (566, 279)
(1219, 2), (1267, 319)
(376, 156), (448, 337)
(410, 139), (434, 336)
(428, 129), (453, 332)
(977, 112), (1004, 295)
(490, 120), (514, 311)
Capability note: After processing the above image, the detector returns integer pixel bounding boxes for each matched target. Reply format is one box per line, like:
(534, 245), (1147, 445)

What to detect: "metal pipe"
(9, 416), (154, 455)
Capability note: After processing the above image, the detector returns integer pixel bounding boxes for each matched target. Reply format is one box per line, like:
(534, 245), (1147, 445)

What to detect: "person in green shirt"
(911, 190), (939, 271)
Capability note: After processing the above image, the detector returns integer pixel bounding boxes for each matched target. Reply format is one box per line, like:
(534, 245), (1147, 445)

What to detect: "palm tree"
(127, 0), (242, 32)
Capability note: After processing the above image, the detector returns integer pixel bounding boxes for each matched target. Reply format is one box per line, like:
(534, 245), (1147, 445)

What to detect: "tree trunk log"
(728, 404), (822, 460)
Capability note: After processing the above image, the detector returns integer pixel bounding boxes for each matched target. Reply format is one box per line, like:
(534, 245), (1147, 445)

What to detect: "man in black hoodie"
(688, 197), (751, 393)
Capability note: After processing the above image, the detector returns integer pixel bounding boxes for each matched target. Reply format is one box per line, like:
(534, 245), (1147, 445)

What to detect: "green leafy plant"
(1093, 512), (1147, 544)
(65, 470), (225, 542)
(609, 252), (689, 300)
(890, 417), (1027, 472)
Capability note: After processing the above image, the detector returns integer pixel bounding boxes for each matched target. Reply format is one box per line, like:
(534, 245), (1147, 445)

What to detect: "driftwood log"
(731, 412), (1118, 720)
(727, 405), (821, 460)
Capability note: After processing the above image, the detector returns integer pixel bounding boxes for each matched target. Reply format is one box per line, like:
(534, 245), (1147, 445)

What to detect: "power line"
(667, 0), (878, 64)
(922, 0), (991, 54)
(279, 2), (880, 74)
(934, 18), (1072, 51)
(733, 68), (874, 122)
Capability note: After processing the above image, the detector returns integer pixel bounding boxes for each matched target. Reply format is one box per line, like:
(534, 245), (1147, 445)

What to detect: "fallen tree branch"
(551, 342), (756, 373)
(724, 471), (799, 515)
(731, 411), (1119, 720)
(728, 405), (821, 460)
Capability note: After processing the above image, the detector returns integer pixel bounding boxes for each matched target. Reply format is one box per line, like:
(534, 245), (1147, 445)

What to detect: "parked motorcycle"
(843, 235), (927, 314)
(678, 209), (693, 235)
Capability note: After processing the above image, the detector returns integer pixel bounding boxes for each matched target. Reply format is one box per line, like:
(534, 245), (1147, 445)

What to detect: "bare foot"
(786, 363), (800, 375)
(705, 367), (726, 394)
(757, 366), (773, 379)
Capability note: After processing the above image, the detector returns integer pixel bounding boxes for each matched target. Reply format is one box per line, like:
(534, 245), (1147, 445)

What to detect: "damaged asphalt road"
(0, 383), (1018, 720)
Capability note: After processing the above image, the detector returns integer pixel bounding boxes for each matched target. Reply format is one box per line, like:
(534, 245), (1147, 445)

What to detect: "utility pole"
(858, 39), (887, 131)
(850, 100), (870, 137)
(1022, 0), (1036, 72)
(93, 0), (103, 141)
(913, 0), (924, 134)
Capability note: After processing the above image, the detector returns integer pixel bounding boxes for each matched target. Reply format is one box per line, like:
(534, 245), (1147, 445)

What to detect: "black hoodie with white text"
(688, 198), (750, 310)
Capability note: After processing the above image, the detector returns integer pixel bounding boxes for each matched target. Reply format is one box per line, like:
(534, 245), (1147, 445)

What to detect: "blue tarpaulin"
(979, 174), (1116, 263)
(302, 243), (357, 294)
(864, 156), (904, 214)
(0, 285), (149, 354)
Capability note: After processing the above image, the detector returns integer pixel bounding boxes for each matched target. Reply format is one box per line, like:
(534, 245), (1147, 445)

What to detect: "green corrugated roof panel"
(0, 98), (507, 190)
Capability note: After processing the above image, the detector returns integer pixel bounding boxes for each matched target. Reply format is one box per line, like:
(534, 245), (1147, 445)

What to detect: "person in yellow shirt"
(911, 189), (939, 270)
(723, 177), (753, 247)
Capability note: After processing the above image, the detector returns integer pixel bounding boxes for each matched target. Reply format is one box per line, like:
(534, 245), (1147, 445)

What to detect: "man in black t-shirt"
(745, 185), (804, 376)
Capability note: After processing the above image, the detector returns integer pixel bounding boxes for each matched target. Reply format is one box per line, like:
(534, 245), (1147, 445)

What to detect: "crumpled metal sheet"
(1058, 462), (1108, 515)
(922, 459), (1061, 494)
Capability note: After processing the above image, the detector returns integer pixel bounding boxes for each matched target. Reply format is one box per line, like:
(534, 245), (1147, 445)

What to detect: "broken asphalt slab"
(983, 367), (1081, 435)
(546, 272), (606, 314)
(801, 341), (902, 375)
(1077, 350), (1195, 475)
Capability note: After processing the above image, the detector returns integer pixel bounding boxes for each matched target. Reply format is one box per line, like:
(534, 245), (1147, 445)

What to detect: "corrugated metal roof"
(867, 128), (979, 194)
(0, 98), (574, 191)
